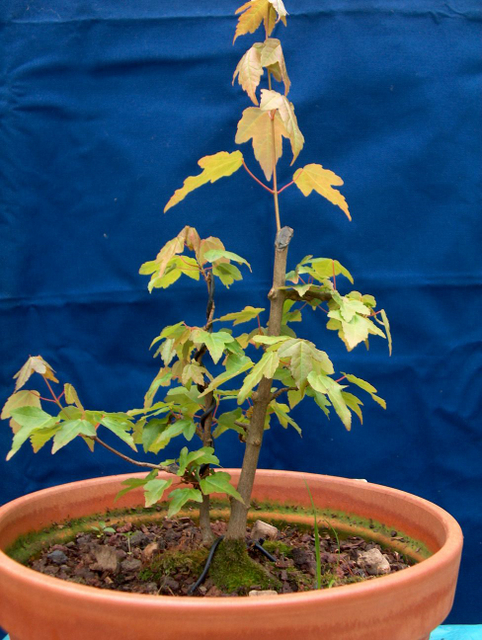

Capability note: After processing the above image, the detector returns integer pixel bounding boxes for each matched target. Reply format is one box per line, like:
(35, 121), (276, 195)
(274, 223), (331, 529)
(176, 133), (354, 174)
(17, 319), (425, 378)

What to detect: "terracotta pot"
(0, 470), (462, 640)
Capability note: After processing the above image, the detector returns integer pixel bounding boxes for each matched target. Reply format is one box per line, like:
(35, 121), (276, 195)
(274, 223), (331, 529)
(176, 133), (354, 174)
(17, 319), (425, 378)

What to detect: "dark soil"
(26, 516), (413, 597)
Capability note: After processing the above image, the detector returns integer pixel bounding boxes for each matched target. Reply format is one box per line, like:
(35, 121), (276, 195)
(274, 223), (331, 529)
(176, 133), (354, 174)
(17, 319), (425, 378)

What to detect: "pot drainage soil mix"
(13, 516), (415, 597)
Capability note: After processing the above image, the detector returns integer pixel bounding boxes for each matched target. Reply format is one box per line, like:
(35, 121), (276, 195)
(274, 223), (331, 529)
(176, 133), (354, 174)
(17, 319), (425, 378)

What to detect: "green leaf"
(307, 372), (351, 431)
(7, 407), (59, 460)
(251, 335), (290, 346)
(278, 339), (334, 387)
(378, 309), (392, 356)
(177, 446), (220, 476)
(342, 373), (387, 409)
(303, 258), (354, 285)
(145, 419), (196, 454)
(212, 408), (247, 438)
(342, 392), (364, 424)
(142, 418), (168, 453)
(64, 384), (84, 410)
(282, 300), (302, 325)
(1, 390), (41, 420)
(192, 330), (235, 365)
(164, 151), (244, 212)
(100, 414), (137, 451)
(218, 306), (264, 326)
(328, 309), (385, 351)
(203, 249), (251, 271)
(52, 419), (97, 454)
(115, 470), (158, 502)
(270, 401), (302, 435)
(293, 164), (351, 220)
(160, 338), (176, 366)
(10, 406), (56, 430)
(181, 362), (207, 387)
(30, 426), (61, 453)
(167, 488), (203, 517)
(260, 89), (304, 164)
(199, 471), (244, 503)
(235, 107), (289, 181)
(144, 478), (173, 508)
(201, 355), (253, 396)
(238, 351), (280, 405)
(212, 262), (243, 287)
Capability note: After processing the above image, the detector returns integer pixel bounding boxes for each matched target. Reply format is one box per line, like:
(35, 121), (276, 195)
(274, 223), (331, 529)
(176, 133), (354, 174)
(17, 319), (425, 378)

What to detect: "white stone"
(250, 520), (279, 541)
(356, 548), (391, 575)
(248, 590), (279, 597)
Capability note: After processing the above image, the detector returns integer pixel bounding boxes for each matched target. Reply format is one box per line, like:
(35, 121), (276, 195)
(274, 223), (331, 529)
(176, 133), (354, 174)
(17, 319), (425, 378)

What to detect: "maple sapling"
(2, 0), (391, 578)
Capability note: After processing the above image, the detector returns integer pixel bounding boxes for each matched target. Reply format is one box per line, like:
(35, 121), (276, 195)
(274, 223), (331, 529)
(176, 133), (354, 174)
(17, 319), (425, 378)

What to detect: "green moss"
(262, 539), (293, 558)
(144, 548), (209, 583)
(210, 539), (281, 594)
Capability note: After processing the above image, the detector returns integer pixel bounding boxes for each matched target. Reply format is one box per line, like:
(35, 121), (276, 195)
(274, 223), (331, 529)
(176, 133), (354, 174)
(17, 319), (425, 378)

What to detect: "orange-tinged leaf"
(198, 236), (226, 266)
(140, 226), (189, 283)
(1, 390), (41, 420)
(233, 44), (264, 105)
(235, 107), (289, 181)
(260, 39), (290, 95)
(164, 151), (243, 212)
(260, 89), (304, 163)
(293, 164), (351, 220)
(234, 0), (270, 42)
(13, 356), (58, 392)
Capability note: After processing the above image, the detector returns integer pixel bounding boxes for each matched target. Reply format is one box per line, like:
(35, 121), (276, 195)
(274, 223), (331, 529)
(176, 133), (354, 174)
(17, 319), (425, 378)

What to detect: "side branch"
(92, 436), (178, 475)
(269, 386), (297, 402)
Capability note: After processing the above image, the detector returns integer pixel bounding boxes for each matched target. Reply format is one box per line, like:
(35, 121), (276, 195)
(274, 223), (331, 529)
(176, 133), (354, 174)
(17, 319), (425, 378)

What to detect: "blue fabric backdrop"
(0, 0), (480, 625)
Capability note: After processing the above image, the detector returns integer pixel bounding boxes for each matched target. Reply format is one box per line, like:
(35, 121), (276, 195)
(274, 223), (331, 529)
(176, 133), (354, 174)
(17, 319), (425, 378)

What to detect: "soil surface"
(27, 516), (413, 597)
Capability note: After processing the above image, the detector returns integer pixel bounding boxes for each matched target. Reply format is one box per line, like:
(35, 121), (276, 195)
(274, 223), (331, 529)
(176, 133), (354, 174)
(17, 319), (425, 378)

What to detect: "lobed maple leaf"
(164, 151), (244, 212)
(234, 0), (288, 43)
(235, 107), (289, 180)
(293, 163), (351, 220)
(260, 89), (304, 164)
(233, 39), (290, 106)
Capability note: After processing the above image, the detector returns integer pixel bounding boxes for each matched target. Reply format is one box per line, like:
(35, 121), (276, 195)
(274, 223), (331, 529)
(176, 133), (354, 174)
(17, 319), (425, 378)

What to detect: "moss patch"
(209, 539), (281, 594)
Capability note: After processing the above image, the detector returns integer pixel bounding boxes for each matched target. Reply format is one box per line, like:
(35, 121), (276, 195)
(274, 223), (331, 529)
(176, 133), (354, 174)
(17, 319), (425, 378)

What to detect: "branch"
(92, 436), (179, 475)
(284, 288), (332, 303)
(269, 386), (297, 402)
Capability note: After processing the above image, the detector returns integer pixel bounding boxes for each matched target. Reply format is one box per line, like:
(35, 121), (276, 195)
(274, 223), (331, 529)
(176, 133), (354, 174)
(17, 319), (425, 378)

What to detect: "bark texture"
(226, 227), (293, 540)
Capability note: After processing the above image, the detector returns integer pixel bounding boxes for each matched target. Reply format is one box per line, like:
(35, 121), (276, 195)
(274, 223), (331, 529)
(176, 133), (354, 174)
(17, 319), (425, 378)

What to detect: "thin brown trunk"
(226, 227), (293, 540)
(199, 390), (215, 545)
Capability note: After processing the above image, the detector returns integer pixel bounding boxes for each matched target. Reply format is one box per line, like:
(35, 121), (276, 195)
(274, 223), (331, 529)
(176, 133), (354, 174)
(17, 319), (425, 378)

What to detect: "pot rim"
(0, 469), (463, 611)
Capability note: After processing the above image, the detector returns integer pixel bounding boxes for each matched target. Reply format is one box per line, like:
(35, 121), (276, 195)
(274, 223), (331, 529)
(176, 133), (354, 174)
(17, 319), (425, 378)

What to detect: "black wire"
(187, 535), (225, 595)
(252, 541), (277, 563)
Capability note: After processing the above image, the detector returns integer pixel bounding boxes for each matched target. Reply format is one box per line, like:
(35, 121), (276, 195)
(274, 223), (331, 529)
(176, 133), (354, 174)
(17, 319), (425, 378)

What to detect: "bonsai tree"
(2, 0), (391, 555)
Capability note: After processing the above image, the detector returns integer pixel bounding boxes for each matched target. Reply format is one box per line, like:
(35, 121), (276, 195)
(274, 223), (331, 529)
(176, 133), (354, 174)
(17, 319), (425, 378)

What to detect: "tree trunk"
(226, 226), (293, 540)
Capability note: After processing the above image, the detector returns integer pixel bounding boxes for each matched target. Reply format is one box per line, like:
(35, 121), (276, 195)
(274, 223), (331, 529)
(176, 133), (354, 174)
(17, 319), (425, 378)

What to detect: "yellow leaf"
(233, 44), (264, 105)
(64, 383), (84, 411)
(293, 163), (351, 220)
(260, 39), (290, 95)
(164, 151), (243, 212)
(13, 356), (58, 392)
(260, 89), (304, 164)
(235, 107), (289, 181)
(234, 0), (270, 42)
